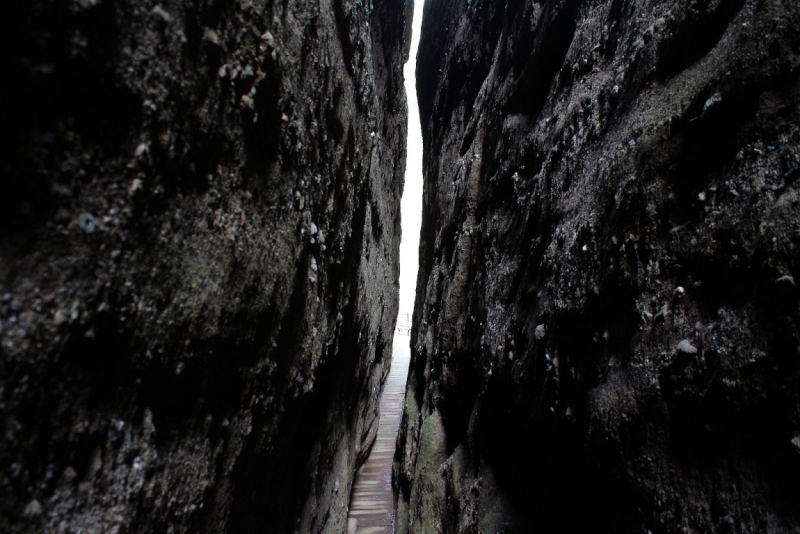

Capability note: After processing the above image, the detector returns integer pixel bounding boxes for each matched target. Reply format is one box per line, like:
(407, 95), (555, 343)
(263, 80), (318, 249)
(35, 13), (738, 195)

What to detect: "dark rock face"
(397, 0), (800, 531)
(0, 0), (407, 532)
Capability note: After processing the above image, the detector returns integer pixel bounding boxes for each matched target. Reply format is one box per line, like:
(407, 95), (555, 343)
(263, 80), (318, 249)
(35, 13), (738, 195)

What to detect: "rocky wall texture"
(0, 0), (408, 532)
(396, 0), (800, 531)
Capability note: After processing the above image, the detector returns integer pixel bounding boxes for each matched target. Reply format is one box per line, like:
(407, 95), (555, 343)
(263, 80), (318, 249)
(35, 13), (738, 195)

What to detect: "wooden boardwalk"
(347, 335), (410, 534)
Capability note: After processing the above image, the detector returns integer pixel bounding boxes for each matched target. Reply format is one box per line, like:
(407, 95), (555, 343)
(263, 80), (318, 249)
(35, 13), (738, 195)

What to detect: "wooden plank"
(346, 336), (410, 533)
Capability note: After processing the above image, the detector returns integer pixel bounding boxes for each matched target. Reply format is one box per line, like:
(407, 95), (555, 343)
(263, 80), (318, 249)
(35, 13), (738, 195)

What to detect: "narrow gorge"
(1, 0), (799, 533)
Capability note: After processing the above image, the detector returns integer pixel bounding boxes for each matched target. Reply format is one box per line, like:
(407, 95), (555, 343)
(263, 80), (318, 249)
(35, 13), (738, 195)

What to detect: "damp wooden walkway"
(347, 335), (410, 534)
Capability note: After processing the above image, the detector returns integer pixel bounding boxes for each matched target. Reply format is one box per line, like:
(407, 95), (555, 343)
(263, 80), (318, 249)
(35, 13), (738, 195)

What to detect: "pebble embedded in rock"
(676, 339), (697, 354)
(534, 324), (546, 339)
(23, 499), (42, 518)
(240, 94), (255, 110)
(77, 212), (98, 234)
(702, 92), (723, 117)
(202, 27), (220, 45)
(151, 5), (172, 23)
(62, 466), (78, 483)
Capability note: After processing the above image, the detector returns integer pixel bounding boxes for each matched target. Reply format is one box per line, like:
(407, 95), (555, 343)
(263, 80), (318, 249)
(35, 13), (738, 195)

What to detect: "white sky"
(398, 0), (425, 322)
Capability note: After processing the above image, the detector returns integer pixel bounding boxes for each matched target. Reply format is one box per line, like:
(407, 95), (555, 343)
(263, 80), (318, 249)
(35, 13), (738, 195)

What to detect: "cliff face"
(397, 0), (800, 532)
(0, 0), (407, 532)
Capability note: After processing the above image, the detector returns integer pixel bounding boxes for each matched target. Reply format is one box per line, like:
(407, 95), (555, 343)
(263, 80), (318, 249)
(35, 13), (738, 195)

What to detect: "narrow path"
(347, 334), (410, 534)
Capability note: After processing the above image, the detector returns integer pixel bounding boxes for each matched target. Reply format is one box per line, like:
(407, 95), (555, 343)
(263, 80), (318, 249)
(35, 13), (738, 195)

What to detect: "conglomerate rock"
(396, 0), (800, 531)
(0, 0), (408, 532)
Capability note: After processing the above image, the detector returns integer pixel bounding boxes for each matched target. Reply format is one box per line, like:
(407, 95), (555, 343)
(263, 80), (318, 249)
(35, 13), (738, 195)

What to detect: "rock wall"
(396, 0), (800, 531)
(0, 0), (407, 532)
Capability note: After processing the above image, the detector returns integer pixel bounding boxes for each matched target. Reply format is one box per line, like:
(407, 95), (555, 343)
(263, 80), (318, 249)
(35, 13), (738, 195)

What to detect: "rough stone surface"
(396, 0), (800, 531)
(0, 0), (408, 532)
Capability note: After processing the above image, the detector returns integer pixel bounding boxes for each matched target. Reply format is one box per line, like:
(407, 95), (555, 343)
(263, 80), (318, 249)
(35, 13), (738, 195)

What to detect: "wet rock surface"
(0, 0), (408, 532)
(397, 0), (800, 531)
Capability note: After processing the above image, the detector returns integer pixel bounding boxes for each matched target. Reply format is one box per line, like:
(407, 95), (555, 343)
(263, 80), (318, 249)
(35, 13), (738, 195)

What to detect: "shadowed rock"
(397, 0), (800, 531)
(0, 0), (409, 532)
